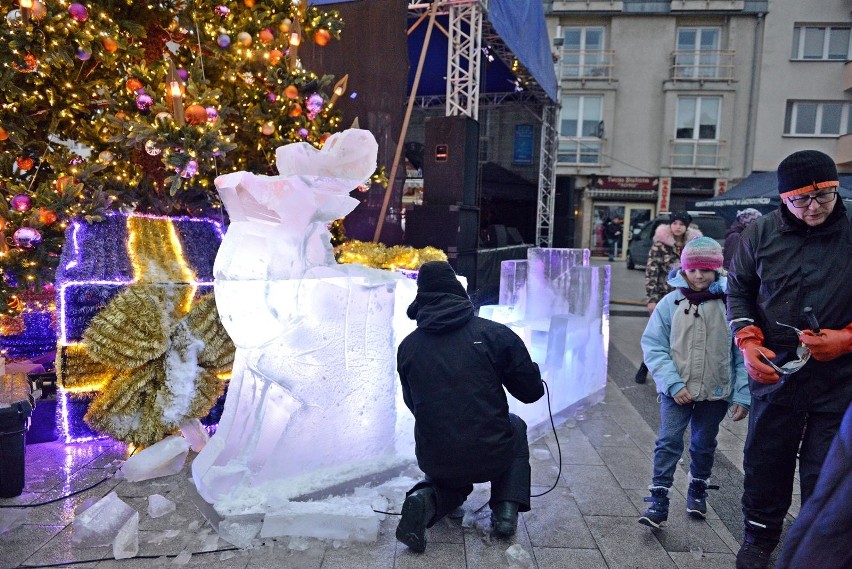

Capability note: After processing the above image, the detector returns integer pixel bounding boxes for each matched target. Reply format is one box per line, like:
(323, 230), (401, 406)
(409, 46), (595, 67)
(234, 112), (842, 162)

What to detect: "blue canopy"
(311, 0), (557, 103)
(694, 172), (852, 209)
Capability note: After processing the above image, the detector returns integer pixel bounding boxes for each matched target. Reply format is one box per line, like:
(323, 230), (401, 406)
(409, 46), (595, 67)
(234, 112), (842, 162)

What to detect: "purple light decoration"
(58, 388), (105, 444)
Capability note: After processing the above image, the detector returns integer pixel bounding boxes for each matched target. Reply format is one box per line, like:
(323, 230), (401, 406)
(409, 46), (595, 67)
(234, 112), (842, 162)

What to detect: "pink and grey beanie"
(680, 236), (723, 271)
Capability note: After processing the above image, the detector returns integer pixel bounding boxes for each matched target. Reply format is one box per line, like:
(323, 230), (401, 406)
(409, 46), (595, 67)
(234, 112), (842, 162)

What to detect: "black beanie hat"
(777, 150), (838, 197)
(669, 211), (692, 227)
(415, 261), (468, 298)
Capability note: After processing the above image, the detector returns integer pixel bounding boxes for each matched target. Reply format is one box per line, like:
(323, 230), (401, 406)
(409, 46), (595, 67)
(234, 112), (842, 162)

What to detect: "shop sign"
(596, 176), (659, 190)
(657, 178), (671, 211)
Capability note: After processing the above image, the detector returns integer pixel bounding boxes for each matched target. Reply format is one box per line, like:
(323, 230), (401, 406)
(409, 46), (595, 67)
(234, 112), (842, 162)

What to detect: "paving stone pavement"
(0, 259), (801, 568)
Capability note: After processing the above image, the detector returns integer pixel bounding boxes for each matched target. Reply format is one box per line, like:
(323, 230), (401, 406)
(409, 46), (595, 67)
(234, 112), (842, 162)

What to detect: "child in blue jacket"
(639, 236), (750, 528)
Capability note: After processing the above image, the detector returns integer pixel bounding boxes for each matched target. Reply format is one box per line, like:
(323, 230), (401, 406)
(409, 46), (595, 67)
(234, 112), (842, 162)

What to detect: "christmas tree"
(0, 0), (352, 314)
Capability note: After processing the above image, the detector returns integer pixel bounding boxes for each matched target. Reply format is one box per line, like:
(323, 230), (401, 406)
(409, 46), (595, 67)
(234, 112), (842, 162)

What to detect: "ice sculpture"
(192, 130), (418, 522)
(481, 248), (610, 439)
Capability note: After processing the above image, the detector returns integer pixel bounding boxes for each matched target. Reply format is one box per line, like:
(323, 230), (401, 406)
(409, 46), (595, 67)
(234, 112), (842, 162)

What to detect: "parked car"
(625, 211), (727, 270)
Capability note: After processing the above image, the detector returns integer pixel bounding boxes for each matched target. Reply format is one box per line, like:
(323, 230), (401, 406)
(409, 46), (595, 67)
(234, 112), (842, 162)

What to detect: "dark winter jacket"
(397, 292), (544, 482)
(722, 219), (748, 271)
(727, 201), (852, 412)
(644, 224), (703, 303)
(775, 402), (852, 569)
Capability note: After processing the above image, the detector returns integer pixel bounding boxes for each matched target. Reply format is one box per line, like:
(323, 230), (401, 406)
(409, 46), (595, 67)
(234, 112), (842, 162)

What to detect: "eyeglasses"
(787, 191), (838, 208)
(758, 321), (811, 375)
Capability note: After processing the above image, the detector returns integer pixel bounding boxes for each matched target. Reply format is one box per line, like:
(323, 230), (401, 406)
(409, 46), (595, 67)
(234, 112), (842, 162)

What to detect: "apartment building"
(545, 0), (852, 255)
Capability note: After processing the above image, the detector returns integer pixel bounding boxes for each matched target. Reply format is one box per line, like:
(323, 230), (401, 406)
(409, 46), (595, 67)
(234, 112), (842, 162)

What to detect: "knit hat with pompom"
(680, 236), (723, 271)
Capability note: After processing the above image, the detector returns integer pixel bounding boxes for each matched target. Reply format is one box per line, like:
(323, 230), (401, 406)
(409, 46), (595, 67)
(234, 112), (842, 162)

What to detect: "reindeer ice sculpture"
(192, 129), (417, 513)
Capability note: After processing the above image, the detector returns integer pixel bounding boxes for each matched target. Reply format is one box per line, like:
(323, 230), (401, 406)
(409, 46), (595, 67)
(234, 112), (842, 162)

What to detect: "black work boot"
(638, 486), (669, 528)
(735, 537), (775, 569)
(686, 475), (719, 519)
(635, 362), (648, 384)
(396, 487), (436, 553)
(490, 501), (520, 537)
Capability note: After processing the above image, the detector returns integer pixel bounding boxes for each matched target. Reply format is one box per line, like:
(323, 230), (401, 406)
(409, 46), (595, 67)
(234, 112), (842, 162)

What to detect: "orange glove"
(735, 325), (780, 384)
(799, 324), (852, 362)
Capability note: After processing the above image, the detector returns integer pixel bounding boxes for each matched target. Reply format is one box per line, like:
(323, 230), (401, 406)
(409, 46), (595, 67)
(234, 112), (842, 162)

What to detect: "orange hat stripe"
(779, 180), (840, 199)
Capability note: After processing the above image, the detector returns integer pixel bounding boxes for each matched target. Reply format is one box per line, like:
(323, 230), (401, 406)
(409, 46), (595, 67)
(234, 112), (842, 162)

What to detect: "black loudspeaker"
(506, 227), (525, 245)
(447, 250), (477, 292)
(423, 116), (480, 206)
(485, 224), (508, 248)
(404, 205), (479, 252)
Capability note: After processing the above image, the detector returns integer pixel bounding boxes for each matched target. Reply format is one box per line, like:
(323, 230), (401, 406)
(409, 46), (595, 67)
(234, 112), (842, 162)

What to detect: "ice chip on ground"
(201, 531), (219, 552)
(72, 492), (137, 548)
(172, 550), (192, 565)
(0, 508), (27, 534)
(505, 543), (535, 568)
(462, 509), (477, 528)
(113, 511), (139, 559)
(120, 436), (191, 482)
(179, 418), (209, 452)
(287, 536), (312, 551)
(220, 550), (236, 560)
(148, 494), (176, 518)
(146, 529), (181, 544)
(532, 448), (551, 461)
(691, 546), (704, 560)
(186, 520), (200, 531)
(217, 514), (263, 549)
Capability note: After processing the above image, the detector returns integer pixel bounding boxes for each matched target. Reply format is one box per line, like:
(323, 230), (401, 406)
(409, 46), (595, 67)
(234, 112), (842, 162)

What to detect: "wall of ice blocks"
(480, 248), (610, 440)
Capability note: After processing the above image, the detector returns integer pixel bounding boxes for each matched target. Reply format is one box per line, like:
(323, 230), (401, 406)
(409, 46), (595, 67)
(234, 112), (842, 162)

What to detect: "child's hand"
(673, 387), (694, 405)
(730, 404), (748, 422)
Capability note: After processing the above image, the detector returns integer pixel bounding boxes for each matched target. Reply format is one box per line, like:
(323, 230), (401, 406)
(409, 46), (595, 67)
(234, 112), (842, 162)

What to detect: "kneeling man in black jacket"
(395, 261), (544, 553)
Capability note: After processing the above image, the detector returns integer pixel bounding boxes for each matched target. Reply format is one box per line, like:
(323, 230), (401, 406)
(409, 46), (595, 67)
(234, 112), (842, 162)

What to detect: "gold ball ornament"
(261, 122), (275, 136)
(284, 84), (299, 99)
(237, 31), (252, 46)
(55, 175), (74, 193)
(126, 77), (143, 92)
(185, 104), (208, 125)
(314, 29), (331, 47)
(102, 37), (118, 53)
(115, 111), (129, 121)
(98, 150), (114, 164)
(155, 111), (173, 123)
(258, 29), (274, 44)
(278, 18), (291, 33)
(288, 104), (303, 118)
(268, 49), (283, 65)
(244, 0), (255, 6)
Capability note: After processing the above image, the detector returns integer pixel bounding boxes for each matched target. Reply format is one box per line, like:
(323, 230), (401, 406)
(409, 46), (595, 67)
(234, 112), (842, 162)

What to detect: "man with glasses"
(727, 150), (852, 569)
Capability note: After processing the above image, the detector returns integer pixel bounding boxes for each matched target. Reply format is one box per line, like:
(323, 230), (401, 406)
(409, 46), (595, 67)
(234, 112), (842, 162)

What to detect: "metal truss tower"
(536, 103), (559, 247)
(445, 0), (484, 119)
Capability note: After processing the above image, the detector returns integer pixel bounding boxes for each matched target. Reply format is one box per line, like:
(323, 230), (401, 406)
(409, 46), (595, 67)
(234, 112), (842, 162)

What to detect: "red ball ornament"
(259, 29), (274, 45)
(185, 104), (208, 125)
(102, 37), (118, 54)
(0, 126), (8, 141)
(313, 29), (332, 47)
(16, 157), (34, 171)
(38, 208), (58, 226)
(126, 77), (143, 92)
(288, 104), (303, 118)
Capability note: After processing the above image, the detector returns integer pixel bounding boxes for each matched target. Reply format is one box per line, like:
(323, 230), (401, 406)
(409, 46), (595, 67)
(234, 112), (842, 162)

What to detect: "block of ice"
(120, 435), (191, 483)
(505, 543), (534, 568)
(217, 514), (263, 549)
(193, 129), (418, 529)
(113, 510), (139, 559)
(72, 492), (136, 548)
(147, 494), (176, 518)
(499, 260), (528, 317)
(260, 500), (378, 542)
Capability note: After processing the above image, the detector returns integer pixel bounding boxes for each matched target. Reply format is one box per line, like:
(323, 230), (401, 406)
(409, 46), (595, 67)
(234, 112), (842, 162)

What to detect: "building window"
(560, 26), (609, 78)
(784, 101), (850, 136)
(559, 95), (603, 164)
(673, 96), (722, 167)
(791, 25), (850, 60)
(674, 27), (721, 79)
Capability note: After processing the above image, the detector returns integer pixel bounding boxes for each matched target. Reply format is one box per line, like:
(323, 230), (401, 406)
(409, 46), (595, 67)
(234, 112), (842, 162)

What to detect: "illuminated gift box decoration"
(55, 213), (235, 445)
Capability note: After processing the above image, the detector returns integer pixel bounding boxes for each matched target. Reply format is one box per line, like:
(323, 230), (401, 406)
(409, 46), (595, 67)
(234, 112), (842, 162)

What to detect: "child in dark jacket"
(639, 237), (750, 528)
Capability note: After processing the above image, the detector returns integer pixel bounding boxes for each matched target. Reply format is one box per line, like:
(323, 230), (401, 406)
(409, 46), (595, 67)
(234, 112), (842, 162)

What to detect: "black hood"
(407, 292), (474, 333)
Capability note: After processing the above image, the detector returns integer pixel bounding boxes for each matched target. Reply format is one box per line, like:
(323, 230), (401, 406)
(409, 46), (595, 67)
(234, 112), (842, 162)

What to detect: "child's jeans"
(652, 395), (729, 488)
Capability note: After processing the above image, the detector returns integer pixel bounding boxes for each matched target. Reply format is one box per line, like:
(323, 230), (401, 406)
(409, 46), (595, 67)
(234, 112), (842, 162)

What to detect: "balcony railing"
(670, 50), (735, 82)
(558, 137), (606, 165)
(551, 1), (623, 12)
(558, 49), (615, 81)
(670, 0), (745, 10)
(670, 139), (726, 169)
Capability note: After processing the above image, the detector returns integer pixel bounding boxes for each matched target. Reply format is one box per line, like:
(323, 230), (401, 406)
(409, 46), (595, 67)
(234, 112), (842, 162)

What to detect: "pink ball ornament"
(68, 3), (88, 22)
(75, 47), (92, 61)
(214, 5), (230, 17)
(217, 34), (231, 48)
(298, 128), (309, 139)
(13, 227), (42, 248)
(205, 107), (219, 123)
(180, 160), (199, 179)
(176, 68), (189, 82)
(135, 92), (154, 111)
(10, 194), (32, 212)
